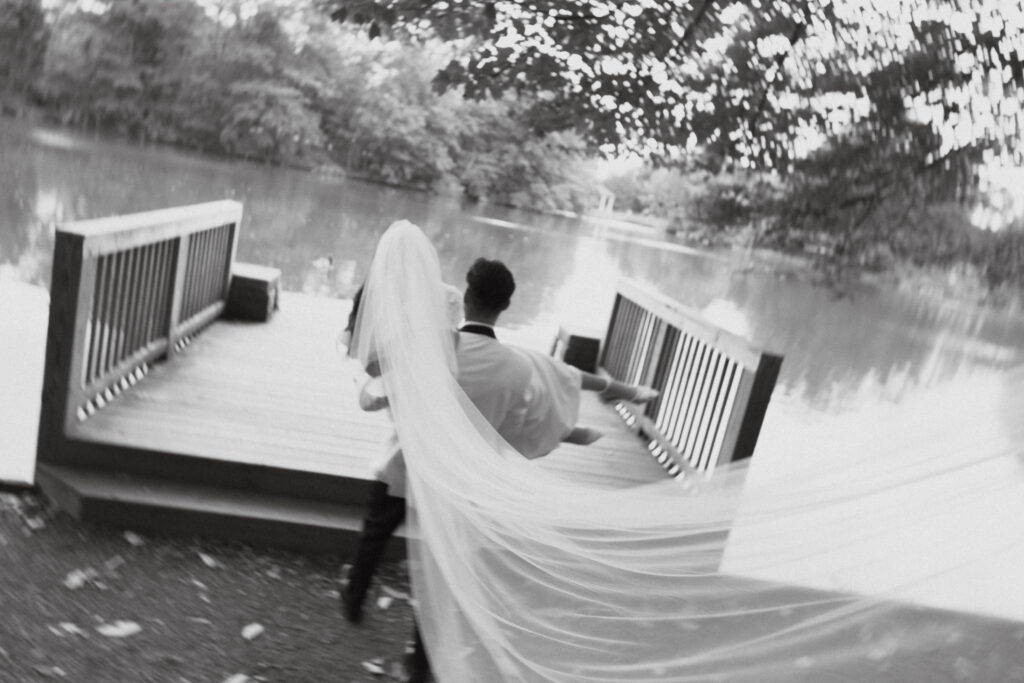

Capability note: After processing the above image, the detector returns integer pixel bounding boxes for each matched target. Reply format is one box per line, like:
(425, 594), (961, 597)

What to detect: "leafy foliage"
(0, 0), (48, 102)
(326, 1), (1024, 265)
(13, 0), (592, 210)
(325, 1), (1022, 167)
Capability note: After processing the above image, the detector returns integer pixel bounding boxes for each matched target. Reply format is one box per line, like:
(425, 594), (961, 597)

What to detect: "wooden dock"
(38, 292), (669, 552)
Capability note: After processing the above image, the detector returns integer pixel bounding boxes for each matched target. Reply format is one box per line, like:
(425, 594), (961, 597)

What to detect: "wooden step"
(36, 464), (407, 556)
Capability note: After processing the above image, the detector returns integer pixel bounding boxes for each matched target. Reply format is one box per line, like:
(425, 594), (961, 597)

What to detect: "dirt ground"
(0, 490), (416, 683)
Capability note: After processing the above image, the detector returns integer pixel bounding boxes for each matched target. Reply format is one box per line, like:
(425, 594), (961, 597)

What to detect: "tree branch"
(677, 0), (716, 50)
(748, 4), (811, 132)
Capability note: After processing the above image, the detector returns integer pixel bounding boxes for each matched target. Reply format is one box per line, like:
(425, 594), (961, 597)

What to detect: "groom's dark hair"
(465, 258), (515, 314)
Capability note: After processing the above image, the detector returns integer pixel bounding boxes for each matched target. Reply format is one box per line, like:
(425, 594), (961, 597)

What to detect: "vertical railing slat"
(685, 349), (722, 466)
(103, 252), (123, 376)
(663, 333), (692, 446)
(167, 234), (190, 356)
(677, 342), (706, 464)
(704, 361), (741, 472)
(142, 243), (159, 346)
(124, 247), (143, 359)
(114, 248), (138, 368)
(96, 253), (115, 381)
(156, 239), (173, 338)
(86, 255), (106, 384)
(693, 353), (727, 471)
(195, 229), (209, 314)
(650, 326), (678, 431)
(673, 338), (706, 454)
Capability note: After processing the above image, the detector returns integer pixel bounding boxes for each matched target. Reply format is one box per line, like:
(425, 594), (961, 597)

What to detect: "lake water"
(4, 119), (1022, 415)
(2, 119), (1024, 620)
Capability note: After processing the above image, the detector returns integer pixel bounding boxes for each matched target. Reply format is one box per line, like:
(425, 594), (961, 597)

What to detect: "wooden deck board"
(73, 293), (668, 490)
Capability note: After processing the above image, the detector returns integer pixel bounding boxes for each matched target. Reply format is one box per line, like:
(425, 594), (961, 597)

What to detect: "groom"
(342, 257), (534, 682)
(452, 257), (534, 443)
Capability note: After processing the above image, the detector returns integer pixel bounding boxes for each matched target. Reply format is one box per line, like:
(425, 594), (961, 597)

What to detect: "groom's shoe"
(339, 585), (363, 623)
(400, 655), (430, 683)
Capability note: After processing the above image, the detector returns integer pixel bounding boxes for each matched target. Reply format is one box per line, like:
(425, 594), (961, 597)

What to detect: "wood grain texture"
(72, 292), (667, 490)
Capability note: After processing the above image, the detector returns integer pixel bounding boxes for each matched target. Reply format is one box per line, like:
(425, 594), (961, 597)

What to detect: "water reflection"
(2, 119), (1022, 426)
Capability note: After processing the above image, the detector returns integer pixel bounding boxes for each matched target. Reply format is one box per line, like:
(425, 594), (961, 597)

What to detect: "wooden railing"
(601, 279), (783, 478)
(38, 201), (242, 448)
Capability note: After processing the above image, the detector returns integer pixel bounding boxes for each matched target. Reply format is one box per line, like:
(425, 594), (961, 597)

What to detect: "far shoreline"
(2, 111), (1020, 312)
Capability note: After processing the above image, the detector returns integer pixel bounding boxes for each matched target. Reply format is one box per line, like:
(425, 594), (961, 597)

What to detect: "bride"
(350, 220), (1024, 682)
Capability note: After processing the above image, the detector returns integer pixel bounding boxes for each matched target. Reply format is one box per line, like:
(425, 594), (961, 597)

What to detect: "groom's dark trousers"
(345, 480), (405, 609)
(345, 481), (429, 681)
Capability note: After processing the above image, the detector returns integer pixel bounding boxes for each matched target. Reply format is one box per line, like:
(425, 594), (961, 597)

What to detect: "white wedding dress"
(352, 220), (1024, 682)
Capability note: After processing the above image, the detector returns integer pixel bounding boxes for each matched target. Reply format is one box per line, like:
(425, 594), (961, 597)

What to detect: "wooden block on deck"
(551, 326), (601, 373)
(227, 263), (281, 322)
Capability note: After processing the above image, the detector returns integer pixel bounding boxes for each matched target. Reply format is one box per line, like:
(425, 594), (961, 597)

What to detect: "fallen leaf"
(222, 675), (250, 683)
(96, 620), (142, 638)
(24, 516), (46, 531)
(361, 660), (386, 675)
(123, 531), (145, 547)
(198, 552), (220, 568)
(59, 623), (84, 636)
(380, 585), (410, 601)
(241, 623), (264, 641)
(63, 568), (96, 590)
(33, 665), (65, 678)
(376, 596), (393, 610)
(265, 566), (281, 580)
(104, 555), (126, 573)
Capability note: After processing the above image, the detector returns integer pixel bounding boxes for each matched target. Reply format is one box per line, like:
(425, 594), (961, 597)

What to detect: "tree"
(325, 2), (1020, 161)
(325, 1), (1024, 239)
(0, 0), (48, 102)
(41, 0), (207, 136)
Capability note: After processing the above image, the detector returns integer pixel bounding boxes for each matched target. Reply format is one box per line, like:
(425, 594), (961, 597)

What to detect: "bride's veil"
(352, 220), (1024, 681)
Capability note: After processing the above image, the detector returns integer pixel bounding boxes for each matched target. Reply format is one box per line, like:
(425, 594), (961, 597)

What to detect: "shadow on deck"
(38, 293), (669, 554)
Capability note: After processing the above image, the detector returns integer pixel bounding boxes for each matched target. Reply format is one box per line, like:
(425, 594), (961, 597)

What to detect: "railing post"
(223, 219), (241, 300)
(599, 293), (622, 370)
(727, 353), (784, 463)
(166, 234), (190, 359)
(38, 231), (94, 464)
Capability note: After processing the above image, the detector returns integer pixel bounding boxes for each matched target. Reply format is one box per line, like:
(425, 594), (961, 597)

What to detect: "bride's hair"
(345, 285), (364, 333)
(465, 258), (515, 313)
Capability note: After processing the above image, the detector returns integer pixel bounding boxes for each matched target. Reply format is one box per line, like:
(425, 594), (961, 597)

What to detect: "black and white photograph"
(1, 0), (1023, 680)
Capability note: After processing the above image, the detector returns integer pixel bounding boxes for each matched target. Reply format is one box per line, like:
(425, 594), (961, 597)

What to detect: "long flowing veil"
(353, 220), (1024, 681)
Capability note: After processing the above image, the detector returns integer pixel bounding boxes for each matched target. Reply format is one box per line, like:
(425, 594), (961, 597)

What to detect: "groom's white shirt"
(370, 327), (533, 497)
(454, 329), (533, 443)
